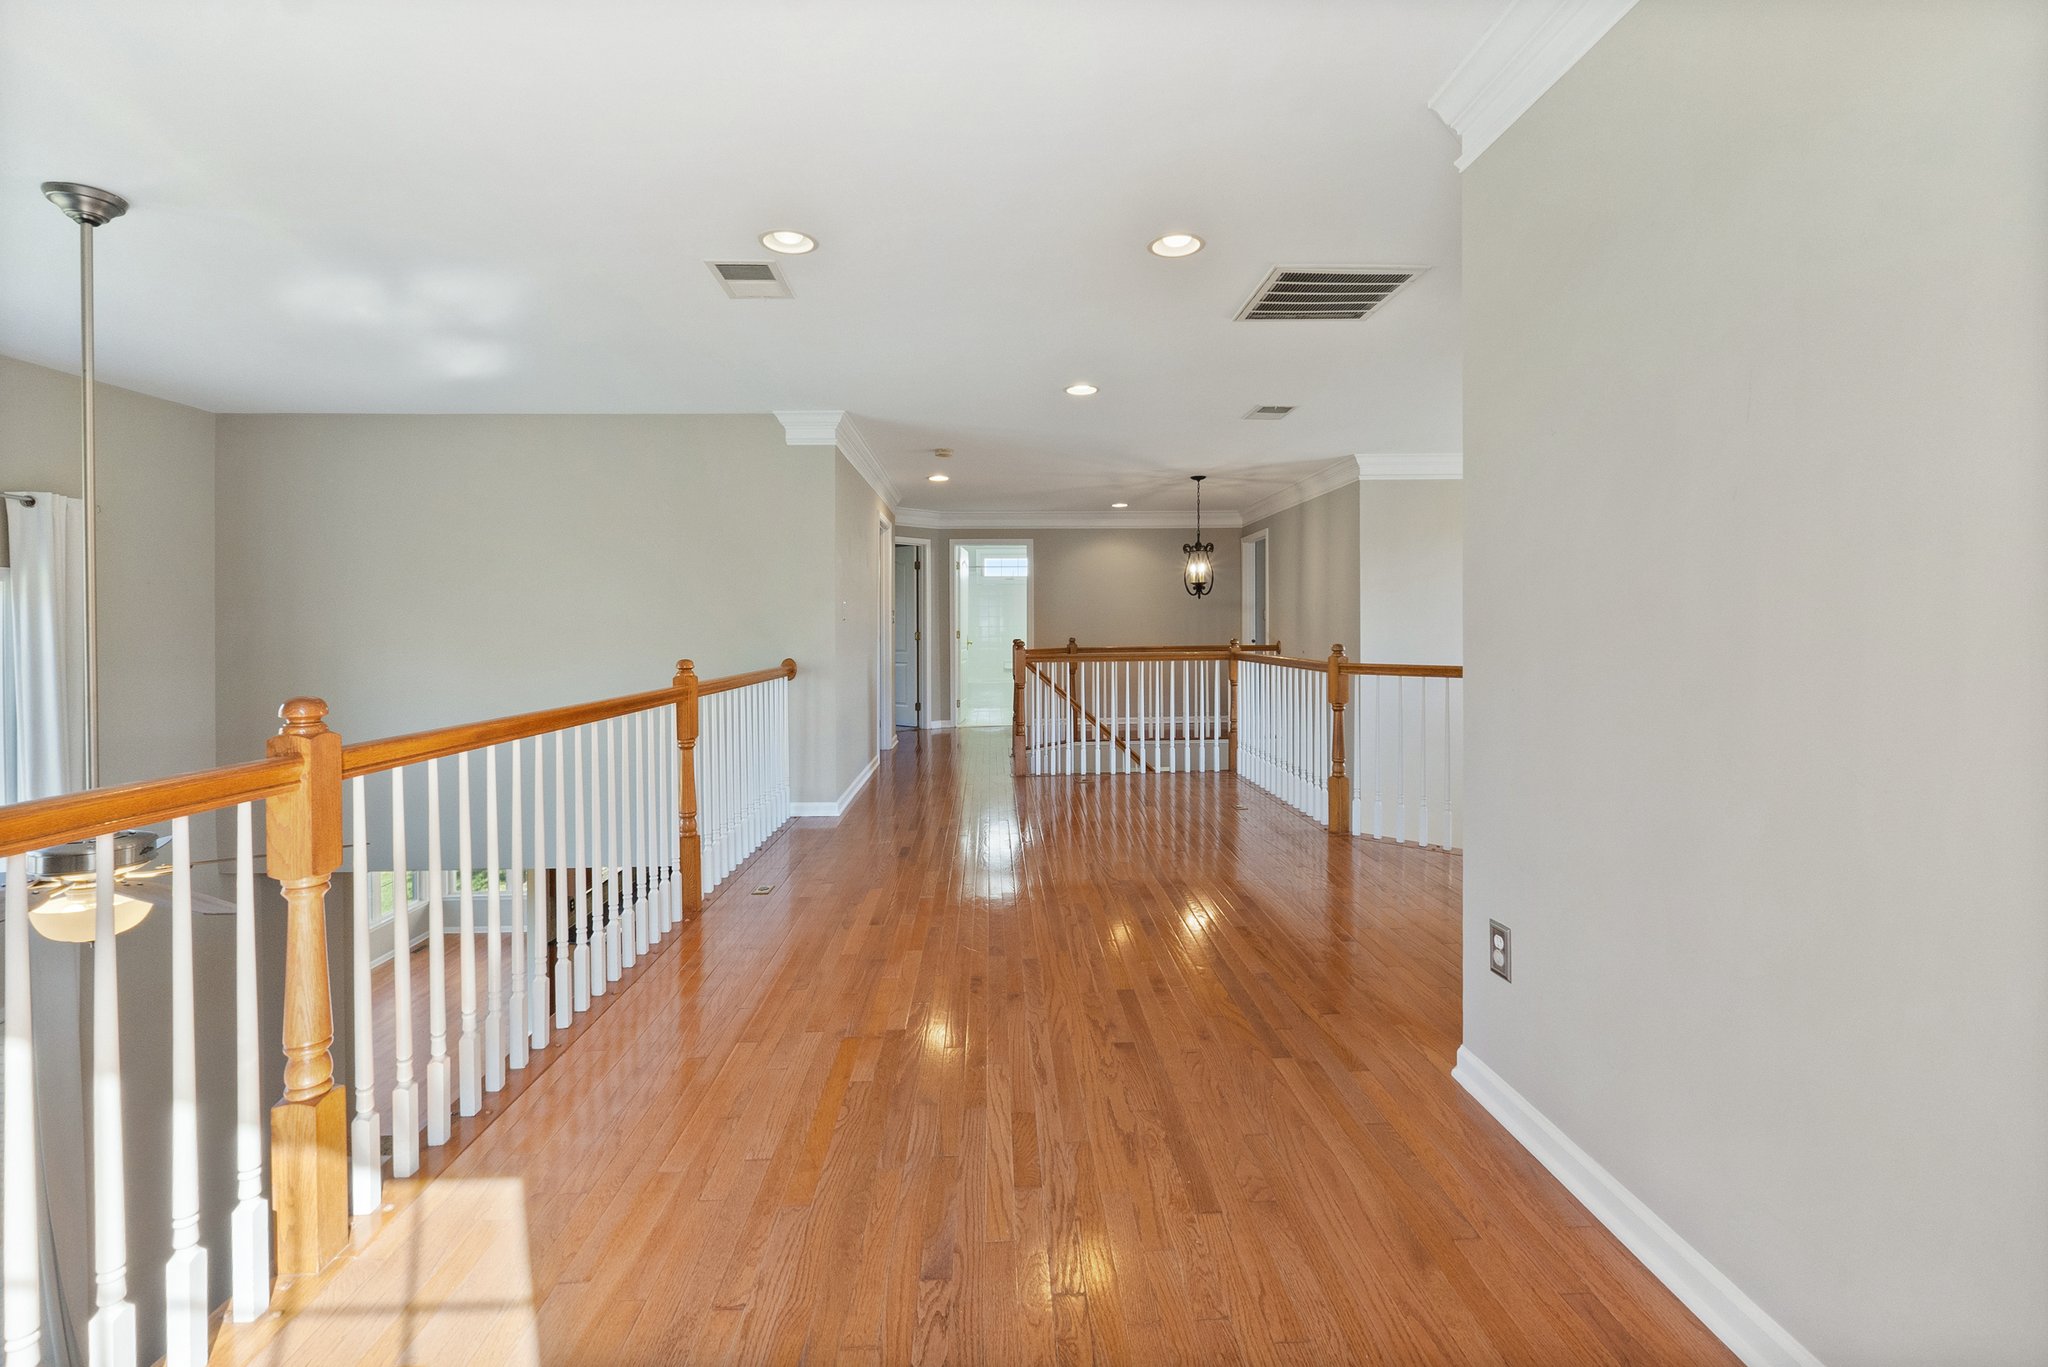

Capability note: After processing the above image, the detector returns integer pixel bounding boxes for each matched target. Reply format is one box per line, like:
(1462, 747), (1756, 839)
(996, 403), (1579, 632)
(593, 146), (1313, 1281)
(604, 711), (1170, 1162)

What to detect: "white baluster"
(349, 780), (382, 1216)
(3, 856), (39, 1367)
(612, 716), (631, 974)
(573, 727), (591, 1012)
(88, 834), (137, 1367)
(1447, 679), (1464, 851)
(484, 745), (506, 1092)
(164, 818), (207, 1367)
(424, 758), (452, 1145)
(456, 751), (481, 1117)
(629, 711), (646, 959)
(389, 769), (420, 1178)
(508, 738), (532, 1067)
(642, 710), (661, 943)
(553, 728), (573, 1034)
(1396, 677), (1410, 843)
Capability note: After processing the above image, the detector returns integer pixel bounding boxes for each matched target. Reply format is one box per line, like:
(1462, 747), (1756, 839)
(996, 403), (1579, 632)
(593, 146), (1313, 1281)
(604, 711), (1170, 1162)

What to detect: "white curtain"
(0, 493), (87, 804)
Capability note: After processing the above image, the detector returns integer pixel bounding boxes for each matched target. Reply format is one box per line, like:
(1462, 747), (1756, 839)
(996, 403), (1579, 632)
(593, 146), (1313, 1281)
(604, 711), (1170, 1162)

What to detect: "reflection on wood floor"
(210, 727), (1736, 1365)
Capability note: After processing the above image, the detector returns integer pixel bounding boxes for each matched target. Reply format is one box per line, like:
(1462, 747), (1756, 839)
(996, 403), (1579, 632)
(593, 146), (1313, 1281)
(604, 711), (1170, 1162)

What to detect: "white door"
(954, 542), (1031, 727)
(893, 544), (920, 727)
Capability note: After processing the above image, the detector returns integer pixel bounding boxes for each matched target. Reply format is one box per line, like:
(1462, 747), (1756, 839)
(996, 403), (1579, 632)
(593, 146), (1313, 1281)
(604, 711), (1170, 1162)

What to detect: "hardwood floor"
(211, 728), (1736, 1365)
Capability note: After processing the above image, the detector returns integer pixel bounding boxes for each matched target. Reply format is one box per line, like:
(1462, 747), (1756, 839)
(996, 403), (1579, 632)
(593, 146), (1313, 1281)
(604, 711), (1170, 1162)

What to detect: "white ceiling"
(0, 0), (1503, 514)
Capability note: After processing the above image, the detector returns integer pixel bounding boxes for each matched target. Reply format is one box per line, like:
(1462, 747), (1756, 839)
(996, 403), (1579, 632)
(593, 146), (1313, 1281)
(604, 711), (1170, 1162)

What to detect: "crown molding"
(773, 409), (899, 506)
(893, 506), (1243, 532)
(1356, 452), (1462, 480)
(1240, 452), (1464, 526)
(1429, 0), (1638, 170)
(1242, 458), (1360, 525)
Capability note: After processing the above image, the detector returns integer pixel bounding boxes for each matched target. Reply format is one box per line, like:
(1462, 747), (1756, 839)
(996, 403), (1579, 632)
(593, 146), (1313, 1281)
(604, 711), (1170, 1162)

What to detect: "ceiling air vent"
(1236, 266), (1420, 321)
(1243, 405), (1295, 420)
(707, 260), (793, 299)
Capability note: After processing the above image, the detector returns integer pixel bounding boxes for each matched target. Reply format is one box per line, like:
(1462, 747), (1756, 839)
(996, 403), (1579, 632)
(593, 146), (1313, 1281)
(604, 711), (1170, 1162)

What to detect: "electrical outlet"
(1488, 920), (1512, 982)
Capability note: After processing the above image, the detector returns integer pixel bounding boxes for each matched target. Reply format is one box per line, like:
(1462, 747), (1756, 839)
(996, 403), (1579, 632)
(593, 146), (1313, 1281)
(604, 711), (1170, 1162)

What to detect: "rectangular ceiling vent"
(1236, 266), (1420, 321)
(1243, 405), (1295, 420)
(707, 260), (793, 299)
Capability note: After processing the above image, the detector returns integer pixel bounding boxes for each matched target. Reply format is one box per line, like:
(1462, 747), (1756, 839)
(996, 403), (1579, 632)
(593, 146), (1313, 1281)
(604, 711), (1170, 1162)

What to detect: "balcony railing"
(1012, 638), (1463, 850)
(0, 655), (796, 1367)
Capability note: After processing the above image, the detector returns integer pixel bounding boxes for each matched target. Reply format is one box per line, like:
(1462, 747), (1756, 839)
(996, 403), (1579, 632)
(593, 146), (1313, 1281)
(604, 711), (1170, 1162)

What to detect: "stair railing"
(1011, 638), (1463, 850)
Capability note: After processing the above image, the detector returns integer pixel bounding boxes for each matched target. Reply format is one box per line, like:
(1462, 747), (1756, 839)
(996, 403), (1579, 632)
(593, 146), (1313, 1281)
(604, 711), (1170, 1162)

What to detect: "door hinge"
(915, 701), (921, 712)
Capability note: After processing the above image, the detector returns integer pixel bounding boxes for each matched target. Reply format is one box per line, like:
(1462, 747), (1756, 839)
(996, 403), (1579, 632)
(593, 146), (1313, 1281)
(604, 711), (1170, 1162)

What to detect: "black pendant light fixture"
(1182, 474), (1214, 597)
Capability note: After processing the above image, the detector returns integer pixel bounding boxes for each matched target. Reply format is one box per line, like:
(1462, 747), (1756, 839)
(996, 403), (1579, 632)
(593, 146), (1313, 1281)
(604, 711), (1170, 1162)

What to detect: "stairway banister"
(0, 756), (301, 859)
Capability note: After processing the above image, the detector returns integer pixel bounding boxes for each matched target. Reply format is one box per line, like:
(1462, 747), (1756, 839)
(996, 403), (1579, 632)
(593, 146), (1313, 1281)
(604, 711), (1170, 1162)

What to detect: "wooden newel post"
(1326, 645), (1351, 835)
(265, 697), (348, 1277)
(674, 660), (702, 917)
(1226, 639), (1241, 773)
(1011, 640), (1027, 777)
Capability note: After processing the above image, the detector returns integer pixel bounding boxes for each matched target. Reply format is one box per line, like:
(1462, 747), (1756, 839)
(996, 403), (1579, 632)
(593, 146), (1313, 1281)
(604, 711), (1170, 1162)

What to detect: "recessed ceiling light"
(1111, 502), (1128, 509)
(1065, 382), (1098, 396)
(928, 473), (950, 483)
(759, 230), (816, 254)
(1148, 233), (1203, 258)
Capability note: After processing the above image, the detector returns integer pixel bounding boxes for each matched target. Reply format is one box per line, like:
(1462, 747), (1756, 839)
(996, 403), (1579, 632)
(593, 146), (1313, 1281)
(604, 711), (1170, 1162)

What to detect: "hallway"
(211, 729), (1733, 1366)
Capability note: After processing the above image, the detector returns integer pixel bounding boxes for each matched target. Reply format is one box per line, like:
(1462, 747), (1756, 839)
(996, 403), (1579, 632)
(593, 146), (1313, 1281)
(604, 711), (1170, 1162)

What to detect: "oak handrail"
(699, 659), (798, 697)
(339, 660), (799, 779)
(0, 755), (303, 859)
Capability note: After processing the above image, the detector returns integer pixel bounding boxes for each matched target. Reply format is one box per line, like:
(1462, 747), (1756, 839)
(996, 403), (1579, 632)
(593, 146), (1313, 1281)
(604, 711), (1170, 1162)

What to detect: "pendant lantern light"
(1182, 475), (1214, 598)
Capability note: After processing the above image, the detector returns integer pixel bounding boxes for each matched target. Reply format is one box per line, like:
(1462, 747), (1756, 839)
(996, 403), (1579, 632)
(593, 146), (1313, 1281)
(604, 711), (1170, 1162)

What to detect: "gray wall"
(213, 413), (848, 803)
(1357, 478), (1462, 665)
(1241, 482), (1359, 658)
(895, 525), (1241, 725)
(1462, 2), (2048, 1361)
(831, 452), (888, 796)
(0, 353), (218, 785)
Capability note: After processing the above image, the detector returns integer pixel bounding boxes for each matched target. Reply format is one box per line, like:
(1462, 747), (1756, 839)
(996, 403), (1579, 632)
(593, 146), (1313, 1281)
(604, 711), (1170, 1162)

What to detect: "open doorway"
(892, 540), (927, 729)
(1241, 529), (1270, 644)
(952, 541), (1032, 727)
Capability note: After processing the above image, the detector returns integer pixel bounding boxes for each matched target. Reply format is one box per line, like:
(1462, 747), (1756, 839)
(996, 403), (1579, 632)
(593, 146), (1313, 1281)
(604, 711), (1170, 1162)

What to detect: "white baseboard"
(792, 753), (880, 819)
(1453, 1047), (1822, 1367)
(925, 719), (955, 731)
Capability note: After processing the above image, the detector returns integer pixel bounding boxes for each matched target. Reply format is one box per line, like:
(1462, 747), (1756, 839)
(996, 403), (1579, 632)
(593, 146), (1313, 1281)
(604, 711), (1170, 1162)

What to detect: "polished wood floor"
(212, 729), (1736, 1365)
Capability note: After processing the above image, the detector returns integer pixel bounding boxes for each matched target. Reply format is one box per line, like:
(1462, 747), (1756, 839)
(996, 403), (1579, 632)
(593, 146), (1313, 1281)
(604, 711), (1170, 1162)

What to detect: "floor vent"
(707, 261), (793, 299)
(1236, 267), (1419, 321)
(1243, 405), (1295, 420)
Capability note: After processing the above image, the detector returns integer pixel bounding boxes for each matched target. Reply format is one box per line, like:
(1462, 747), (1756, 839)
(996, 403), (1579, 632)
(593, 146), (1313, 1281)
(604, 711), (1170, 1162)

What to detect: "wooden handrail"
(1019, 643), (1277, 664)
(340, 660), (798, 778)
(1339, 661), (1463, 678)
(0, 755), (303, 859)
(1233, 651), (1329, 672)
(699, 658), (798, 697)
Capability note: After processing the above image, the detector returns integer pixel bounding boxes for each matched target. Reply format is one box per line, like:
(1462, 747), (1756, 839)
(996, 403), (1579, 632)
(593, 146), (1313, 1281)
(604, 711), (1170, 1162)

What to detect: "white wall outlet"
(1488, 920), (1512, 982)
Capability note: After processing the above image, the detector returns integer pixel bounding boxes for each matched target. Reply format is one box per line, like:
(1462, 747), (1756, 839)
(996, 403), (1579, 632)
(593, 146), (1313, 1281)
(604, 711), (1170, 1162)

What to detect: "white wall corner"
(1242, 457), (1361, 525)
(1355, 453), (1463, 480)
(774, 409), (899, 507)
(1428, 0), (1639, 171)
(1452, 1048), (1825, 1367)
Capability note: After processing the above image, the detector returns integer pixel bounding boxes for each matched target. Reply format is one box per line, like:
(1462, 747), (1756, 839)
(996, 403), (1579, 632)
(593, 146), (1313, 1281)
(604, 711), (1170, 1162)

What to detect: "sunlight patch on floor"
(210, 1177), (537, 1367)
